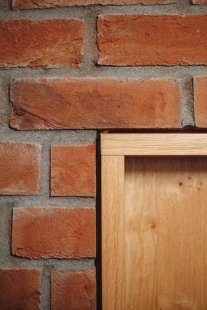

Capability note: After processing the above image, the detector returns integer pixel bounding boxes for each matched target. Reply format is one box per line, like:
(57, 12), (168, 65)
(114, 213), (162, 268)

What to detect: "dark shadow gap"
(96, 132), (102, 310)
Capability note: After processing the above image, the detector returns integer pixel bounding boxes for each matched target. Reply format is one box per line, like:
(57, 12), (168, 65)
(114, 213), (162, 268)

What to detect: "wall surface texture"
(0, 0), (207, 309)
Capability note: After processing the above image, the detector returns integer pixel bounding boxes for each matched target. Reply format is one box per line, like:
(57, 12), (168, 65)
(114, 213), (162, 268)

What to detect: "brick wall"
(0, 0), (207, 309)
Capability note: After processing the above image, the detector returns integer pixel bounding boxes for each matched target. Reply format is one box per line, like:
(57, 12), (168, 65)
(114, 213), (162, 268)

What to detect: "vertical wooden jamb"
(102, 155), (125, 310)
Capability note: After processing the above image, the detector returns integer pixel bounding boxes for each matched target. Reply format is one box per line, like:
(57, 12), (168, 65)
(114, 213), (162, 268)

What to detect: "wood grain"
(102, 156), (125, 310)
(102, 156), (207, 310)
(124, 157), (207, 309)
(101, 133), (207, 156)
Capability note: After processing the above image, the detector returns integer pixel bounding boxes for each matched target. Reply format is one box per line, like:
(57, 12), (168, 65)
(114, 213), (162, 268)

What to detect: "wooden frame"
(101, 133), (207, 156)
(101, 133), (207, 310)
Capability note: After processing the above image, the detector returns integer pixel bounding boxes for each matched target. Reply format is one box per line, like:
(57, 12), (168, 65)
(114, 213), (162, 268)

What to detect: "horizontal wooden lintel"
(101, 133), (207, 156)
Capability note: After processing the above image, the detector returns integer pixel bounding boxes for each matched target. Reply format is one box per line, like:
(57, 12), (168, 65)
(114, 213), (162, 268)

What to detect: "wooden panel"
(102, 156), (125, 310)
(101, 133), (207, 156)
(122, 157), (207, 310)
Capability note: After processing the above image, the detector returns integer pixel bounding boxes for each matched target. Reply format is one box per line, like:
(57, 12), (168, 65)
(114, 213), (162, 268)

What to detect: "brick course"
(51, 144), (96, 196)
(0, 19), (84, 68)
(12, 207), (96, 259)
(51, 270), (96, 310)
(0, 269), (41, 310)
(10, 78), (181, 129)
(12, 0), (175, 9)
(98, 15), (207, 66)
(0, 142), (41, 195)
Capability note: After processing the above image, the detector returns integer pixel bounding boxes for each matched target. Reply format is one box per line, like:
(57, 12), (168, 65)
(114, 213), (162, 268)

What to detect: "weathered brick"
(51, 145), (96, 196)
(12, 207), (96, 259)
(0, 82), (3, 127)
(192, 0), (207, 3)
(51, 270), (96, 310)
(194, 77), (207, 128)
(0, 269), (41, 310)
(98, 15), (207, 66)
(0, 142), (41, 195)
(12, 0), (174, 9)
(0, 20), (84, 68)
(10, 78), (181, 129)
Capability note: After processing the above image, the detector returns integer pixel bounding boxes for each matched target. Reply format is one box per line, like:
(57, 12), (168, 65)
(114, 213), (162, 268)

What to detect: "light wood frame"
(101, 133), (207, 310)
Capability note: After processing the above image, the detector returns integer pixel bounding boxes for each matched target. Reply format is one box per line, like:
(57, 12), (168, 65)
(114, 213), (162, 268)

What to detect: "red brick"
(0, 269), (41, 310)
(192, 0), (207, 3)
(194, 77), (207, 128)
(0, 142), (41, 195)
(0, 20), (84, 68)
(0, 82), (3, 127)
(10, 78), (181, 129)
(97, 15), (207, 66)
(51, 145), (96, 196)
(51, 270), (96, 310)
(12, 207), (96, 259)
(12, 0), (174, 9)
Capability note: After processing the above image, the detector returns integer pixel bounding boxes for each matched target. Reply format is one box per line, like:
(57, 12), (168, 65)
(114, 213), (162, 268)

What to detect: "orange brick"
(0, 82), (3, 127)
(12, 0), (174, 9)
(194, 77), (207, 128)
(12, 207), (96, 259)
(10, 78), (181, 129)
(0, 269), (41, 310)
(0, 142), (41, 195)
(98, 15), (207, 66)
(51, 145), (96, 196)
(0, 20), (84, 68)
(192, 0), (207, 3)
(51, 270), (96, 310)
